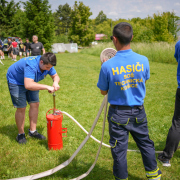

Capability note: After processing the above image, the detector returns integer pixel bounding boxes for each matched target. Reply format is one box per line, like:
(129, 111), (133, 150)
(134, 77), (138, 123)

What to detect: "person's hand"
(53, 82), (60, 91)
(101, 58), (107, 66)
(47, 86), (55, 93)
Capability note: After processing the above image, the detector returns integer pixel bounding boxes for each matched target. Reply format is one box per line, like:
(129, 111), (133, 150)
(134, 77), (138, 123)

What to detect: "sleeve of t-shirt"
(24, 61), (36, 80)
(174, 41), (180, 62)
(48, 67), (57, 76)
(97, 65), (109, 91)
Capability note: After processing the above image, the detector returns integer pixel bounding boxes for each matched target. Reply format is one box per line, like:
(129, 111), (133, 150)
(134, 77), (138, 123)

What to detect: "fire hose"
(8, 95), (164, 180)
(7, 48), (164, 180)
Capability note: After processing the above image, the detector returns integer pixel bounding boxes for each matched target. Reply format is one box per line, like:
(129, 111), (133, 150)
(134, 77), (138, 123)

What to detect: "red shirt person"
(11, 39), (18, 61)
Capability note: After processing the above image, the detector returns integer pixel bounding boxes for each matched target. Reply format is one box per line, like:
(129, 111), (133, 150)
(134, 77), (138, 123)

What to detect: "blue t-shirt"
(97, 49), (150, 106)
(7, 56), (56, 85)
(174, 40), (180, 88)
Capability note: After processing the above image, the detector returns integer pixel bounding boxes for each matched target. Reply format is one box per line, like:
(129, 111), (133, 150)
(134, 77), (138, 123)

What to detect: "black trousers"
(163, 88), (180, 159)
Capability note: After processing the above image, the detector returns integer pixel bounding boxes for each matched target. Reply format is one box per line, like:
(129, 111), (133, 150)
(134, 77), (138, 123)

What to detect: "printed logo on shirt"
(112, 62), (144, 91)
(36, 46), (40, 49)
(26, 57), (36, 61)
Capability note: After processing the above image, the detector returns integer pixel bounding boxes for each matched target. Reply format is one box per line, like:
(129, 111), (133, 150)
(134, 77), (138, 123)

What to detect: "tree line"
(0, 0), (180, 50)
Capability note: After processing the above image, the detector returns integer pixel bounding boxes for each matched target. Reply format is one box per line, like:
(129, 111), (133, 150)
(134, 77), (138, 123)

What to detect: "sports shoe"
(16, 133), (27, 144)
(28, 130), (46, 140)
(158, 153), (171, 167)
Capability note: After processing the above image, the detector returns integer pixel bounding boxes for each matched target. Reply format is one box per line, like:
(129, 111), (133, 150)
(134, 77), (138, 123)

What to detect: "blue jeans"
(8, 82), (39, 108)
(108, 106), (161, 179)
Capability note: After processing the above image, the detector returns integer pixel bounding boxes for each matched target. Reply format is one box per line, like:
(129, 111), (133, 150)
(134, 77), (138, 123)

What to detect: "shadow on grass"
(128, 140), (166, 153)
(42, 157), (145, 180)
(0, 125), (45, 142)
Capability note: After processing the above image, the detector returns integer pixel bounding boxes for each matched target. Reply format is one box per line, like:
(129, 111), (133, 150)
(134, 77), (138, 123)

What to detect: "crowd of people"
(0, 35), (45, 61)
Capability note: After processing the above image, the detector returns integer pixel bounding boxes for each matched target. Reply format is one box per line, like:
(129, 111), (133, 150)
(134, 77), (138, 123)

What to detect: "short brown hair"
(40, 52), (57, 66)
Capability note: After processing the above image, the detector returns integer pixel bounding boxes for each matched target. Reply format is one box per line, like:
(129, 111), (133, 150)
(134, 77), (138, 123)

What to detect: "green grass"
(0, 46), (180, 180)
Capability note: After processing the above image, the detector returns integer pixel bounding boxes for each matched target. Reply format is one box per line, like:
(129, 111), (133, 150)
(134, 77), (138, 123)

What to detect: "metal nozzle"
(53, 92), (56, 115)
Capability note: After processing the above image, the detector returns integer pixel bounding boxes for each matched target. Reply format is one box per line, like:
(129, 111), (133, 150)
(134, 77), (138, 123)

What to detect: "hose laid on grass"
(8, 95), (107, 180)
(8, 95), (163, 180)
(61, 111), (163, 154)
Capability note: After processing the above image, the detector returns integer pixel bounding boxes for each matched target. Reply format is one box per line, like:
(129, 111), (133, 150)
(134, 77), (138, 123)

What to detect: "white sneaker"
(14, 59), (17, 61)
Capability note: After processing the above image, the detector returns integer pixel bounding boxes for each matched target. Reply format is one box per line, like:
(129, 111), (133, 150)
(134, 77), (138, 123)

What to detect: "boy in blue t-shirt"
(7, 52), (60, 144)
(97, 22), (161, 180)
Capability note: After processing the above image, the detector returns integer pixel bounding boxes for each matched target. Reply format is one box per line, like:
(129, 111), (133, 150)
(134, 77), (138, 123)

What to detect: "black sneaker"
(16, 133), (27, 144)
(28, 130), (46, 140)
(158, 153), (171, 167)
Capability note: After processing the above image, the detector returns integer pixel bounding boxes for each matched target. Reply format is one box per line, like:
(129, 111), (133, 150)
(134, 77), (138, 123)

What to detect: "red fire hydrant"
(46, 109), (67, 150)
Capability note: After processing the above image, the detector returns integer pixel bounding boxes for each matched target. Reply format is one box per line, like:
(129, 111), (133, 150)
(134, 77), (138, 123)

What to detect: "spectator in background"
(7, 38), (13, 59)
(0, 38), (5, 60)
(24, 38), (31, 57)
(11, 38), (18, 61)
(30, 35), (45, 56)
(19, 39), (26, 59)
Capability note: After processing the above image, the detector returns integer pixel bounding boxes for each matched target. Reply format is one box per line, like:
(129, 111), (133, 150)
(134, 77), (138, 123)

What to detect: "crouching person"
(6, 53), (60, 144)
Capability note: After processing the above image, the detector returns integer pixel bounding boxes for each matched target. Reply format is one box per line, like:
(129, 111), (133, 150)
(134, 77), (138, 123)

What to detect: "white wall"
(51, 43), (78, 53)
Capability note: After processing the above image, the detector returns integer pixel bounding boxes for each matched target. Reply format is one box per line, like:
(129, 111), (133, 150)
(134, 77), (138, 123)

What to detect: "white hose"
(8, 95), (107, 180)
(61, 111), (163, 153)
(7, 95), (163, 180)
(71, 94), (108, 180)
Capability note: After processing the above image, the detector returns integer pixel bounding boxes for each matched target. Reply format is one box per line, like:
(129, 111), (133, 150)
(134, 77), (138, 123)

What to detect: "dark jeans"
(108, 106), (161, 179)
(163, 88), (180, 159)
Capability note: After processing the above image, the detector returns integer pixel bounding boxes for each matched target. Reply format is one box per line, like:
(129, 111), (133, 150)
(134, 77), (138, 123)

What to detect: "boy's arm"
(24, 78), (55, 93)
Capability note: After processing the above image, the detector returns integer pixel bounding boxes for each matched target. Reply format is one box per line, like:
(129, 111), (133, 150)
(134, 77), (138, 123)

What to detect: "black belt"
(110, 104), (143, 110)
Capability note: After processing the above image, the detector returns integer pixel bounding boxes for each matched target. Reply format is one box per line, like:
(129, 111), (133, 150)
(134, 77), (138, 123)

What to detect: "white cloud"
(108, 12), (118, 16)
(155, 5), (163, 11)
(174, 2), (180, 6)
(136, 10), (141, 13)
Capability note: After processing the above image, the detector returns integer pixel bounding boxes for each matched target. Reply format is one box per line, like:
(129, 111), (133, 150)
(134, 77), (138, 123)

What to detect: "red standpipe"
(46, 109), (67, 150)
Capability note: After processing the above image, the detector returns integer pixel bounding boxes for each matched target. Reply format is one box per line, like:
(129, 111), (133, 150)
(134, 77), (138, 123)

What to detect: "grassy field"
(0, 43), (180, 180)
(80, 42), (176, 64)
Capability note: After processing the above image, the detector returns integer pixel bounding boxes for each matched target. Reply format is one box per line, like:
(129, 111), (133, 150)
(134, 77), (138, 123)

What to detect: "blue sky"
(12, 0), (180, 20)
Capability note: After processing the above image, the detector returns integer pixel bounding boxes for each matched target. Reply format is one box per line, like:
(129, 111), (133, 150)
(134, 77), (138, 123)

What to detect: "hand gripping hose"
(7, 95), (163, 180)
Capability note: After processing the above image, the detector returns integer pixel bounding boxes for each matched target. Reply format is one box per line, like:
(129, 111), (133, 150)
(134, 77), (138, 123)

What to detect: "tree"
(152, 12), (174, 42)
(0, 0), (20, 37)
(69, 1), (95, 46)
(163, 11), (180, 40)
(22, 0), (55, 50)
(95, 10), (107, 25)
(53, 3), (71, 35)
(10, 9), (26, 38)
